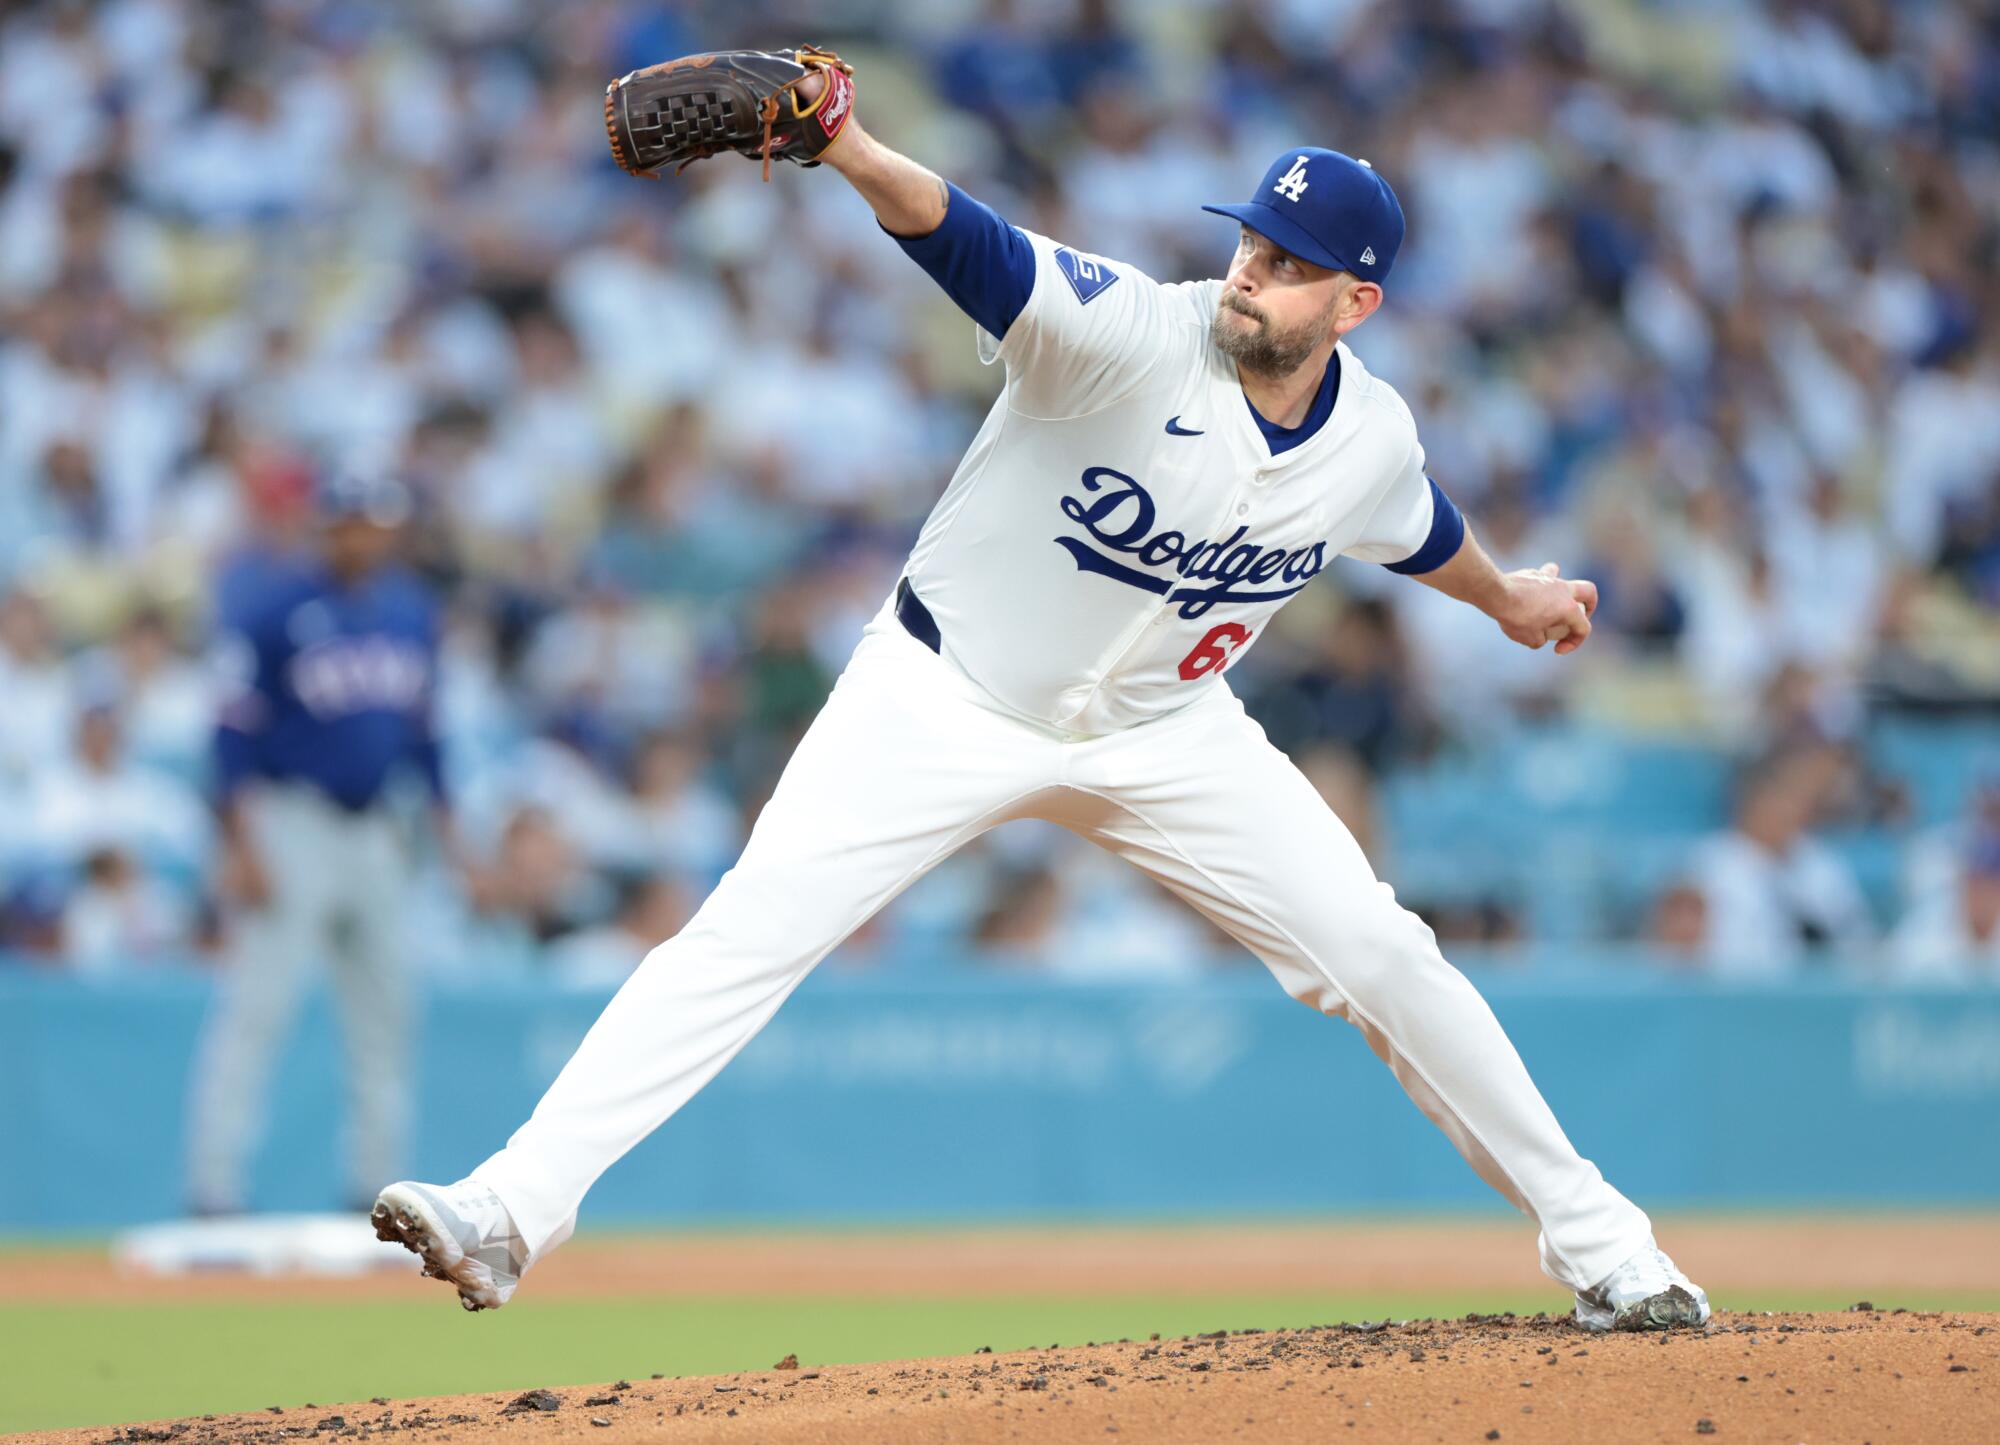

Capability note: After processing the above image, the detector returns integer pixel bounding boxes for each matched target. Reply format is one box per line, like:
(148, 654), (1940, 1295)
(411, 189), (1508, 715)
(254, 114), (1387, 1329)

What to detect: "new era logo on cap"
(1360, 246), (1376, 266)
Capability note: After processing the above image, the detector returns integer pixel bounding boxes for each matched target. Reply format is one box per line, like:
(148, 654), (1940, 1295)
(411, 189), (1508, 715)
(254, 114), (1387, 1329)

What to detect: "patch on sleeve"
(1055, 247), (1120, 305)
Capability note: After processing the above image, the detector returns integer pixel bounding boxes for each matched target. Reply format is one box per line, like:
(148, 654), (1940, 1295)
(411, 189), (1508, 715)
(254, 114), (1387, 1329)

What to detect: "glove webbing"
(609, 88), (742, 180)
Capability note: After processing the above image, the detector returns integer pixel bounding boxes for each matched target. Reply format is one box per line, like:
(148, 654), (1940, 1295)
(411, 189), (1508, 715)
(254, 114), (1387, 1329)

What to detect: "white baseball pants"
(475, 607), (1651, 1292)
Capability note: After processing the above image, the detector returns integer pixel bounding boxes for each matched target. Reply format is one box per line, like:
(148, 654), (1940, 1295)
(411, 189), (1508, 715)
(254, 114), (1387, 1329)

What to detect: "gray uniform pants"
(186, 783), (414, 1212)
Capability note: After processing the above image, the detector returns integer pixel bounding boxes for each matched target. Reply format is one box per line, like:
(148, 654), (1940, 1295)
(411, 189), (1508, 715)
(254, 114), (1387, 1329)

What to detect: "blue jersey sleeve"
(889, 182), (1037, 341)
(209, 577), (287, 805)
(1381, 479), (1467, 576)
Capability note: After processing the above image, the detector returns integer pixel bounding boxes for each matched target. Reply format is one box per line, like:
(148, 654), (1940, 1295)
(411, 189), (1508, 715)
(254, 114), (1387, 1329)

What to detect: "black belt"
(895, 577), (941, 653)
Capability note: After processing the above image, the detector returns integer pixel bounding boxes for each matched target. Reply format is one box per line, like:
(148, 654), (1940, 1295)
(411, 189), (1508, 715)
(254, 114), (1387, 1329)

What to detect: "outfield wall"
(4, 969), (1998, 1230)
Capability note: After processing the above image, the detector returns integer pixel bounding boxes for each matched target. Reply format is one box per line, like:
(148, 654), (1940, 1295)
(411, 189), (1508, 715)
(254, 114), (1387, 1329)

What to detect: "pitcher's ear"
(1335, 278), (1383, 336)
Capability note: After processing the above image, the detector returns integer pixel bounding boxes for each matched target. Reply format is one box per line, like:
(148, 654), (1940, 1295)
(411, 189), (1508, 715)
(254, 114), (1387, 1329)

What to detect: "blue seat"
(1379, 729), (1733, 943)
(1867, 718), (2000, 827)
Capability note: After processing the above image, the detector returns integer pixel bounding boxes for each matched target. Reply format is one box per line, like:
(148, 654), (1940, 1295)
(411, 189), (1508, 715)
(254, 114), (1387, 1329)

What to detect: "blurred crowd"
(0, 0), (1996, 983)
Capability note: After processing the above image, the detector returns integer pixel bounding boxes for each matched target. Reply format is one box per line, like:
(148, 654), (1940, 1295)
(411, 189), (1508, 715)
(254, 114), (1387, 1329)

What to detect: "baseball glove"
(604, 46), (856, 182)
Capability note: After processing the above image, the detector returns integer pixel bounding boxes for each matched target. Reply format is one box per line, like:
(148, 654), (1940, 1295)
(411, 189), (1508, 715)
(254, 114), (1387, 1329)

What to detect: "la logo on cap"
(1273, 155), (1309, 202)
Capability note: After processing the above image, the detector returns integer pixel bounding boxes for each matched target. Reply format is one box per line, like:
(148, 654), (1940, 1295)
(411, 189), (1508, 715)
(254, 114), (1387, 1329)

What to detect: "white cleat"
(1573, 1240), (1711, 1333)
(371, 1179), (527, 1312)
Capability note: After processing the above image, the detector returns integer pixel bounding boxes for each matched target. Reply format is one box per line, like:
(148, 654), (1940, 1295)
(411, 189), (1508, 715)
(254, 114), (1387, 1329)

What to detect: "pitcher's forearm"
(1413, 526), (1509, 616)
(823, 124), (949, 237)
(1414, 529), (1597, 653)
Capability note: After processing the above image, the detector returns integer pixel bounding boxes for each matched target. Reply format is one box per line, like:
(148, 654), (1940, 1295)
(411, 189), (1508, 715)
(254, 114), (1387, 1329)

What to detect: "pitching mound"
(21, 1310), (1996, 1445)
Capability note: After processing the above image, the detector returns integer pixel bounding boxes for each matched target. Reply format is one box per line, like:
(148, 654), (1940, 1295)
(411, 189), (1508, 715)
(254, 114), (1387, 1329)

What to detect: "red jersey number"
(1178, 622), (1253, 681)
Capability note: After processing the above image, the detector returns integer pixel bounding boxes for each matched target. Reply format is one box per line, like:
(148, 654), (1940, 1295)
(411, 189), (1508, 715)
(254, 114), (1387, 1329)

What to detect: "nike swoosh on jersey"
(1164, 416), (1204, 436)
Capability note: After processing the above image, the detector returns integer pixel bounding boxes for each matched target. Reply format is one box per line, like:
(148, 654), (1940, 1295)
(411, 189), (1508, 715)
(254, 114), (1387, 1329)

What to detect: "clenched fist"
(1496, 561), (1597, 654)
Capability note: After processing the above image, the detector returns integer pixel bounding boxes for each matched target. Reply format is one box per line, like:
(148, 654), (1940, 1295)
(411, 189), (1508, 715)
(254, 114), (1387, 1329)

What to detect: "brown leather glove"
(604, 46), (855, 182)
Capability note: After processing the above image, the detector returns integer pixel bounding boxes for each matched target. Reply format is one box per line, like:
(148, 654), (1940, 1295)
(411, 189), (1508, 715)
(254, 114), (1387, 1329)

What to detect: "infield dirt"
(12, 1215), (1998, 1304)
(15, 1310), (1998, 1445)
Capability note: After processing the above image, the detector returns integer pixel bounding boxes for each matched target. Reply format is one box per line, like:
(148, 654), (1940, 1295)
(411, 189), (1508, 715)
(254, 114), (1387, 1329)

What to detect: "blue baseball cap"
(1203, 148), (1405, 285)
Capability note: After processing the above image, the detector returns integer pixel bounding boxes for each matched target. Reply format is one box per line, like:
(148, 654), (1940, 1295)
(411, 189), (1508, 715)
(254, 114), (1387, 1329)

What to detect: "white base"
(113, 1214), (423, 1277)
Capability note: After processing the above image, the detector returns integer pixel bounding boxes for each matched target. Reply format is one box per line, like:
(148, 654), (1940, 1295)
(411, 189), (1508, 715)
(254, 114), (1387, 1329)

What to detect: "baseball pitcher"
(376, 49), (1709, 1333)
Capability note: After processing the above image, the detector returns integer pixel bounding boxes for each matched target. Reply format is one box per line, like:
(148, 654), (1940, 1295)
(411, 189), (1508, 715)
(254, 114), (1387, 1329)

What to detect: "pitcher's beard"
(1210, 291), (1334, 378)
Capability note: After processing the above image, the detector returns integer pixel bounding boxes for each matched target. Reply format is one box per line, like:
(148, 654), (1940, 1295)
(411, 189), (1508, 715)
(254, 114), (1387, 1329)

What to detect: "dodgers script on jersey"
(902, 229), (1436, 736)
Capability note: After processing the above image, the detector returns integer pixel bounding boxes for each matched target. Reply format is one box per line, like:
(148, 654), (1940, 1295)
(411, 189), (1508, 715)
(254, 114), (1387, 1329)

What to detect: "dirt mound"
(17, 1311), (1996, 1445)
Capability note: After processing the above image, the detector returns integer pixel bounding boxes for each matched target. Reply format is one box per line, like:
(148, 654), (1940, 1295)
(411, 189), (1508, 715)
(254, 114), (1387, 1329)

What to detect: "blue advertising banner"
(3, 969), (1997, 1231)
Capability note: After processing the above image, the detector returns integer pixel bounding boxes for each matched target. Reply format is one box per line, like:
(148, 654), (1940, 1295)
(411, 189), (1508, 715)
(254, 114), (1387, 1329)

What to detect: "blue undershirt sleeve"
(888, 182), (1036, 341)
(1383, 478), (1467, 576)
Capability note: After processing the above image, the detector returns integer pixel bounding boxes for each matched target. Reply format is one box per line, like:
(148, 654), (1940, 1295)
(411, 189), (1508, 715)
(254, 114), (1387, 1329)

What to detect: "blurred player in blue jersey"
(186, 474), (455, 1215)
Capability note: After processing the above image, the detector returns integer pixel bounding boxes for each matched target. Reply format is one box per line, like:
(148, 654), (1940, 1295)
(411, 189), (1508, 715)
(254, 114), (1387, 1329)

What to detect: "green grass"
(5, 1290), (1999, 1434)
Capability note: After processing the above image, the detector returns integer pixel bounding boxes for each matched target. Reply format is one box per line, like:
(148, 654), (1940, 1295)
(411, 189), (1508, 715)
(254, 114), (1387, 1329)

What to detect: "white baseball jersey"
(902, 228), (1440, 736)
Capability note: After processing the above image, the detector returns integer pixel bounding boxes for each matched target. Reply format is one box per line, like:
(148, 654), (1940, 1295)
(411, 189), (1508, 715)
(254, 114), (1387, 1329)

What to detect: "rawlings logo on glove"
(604, 45), (855, 182)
